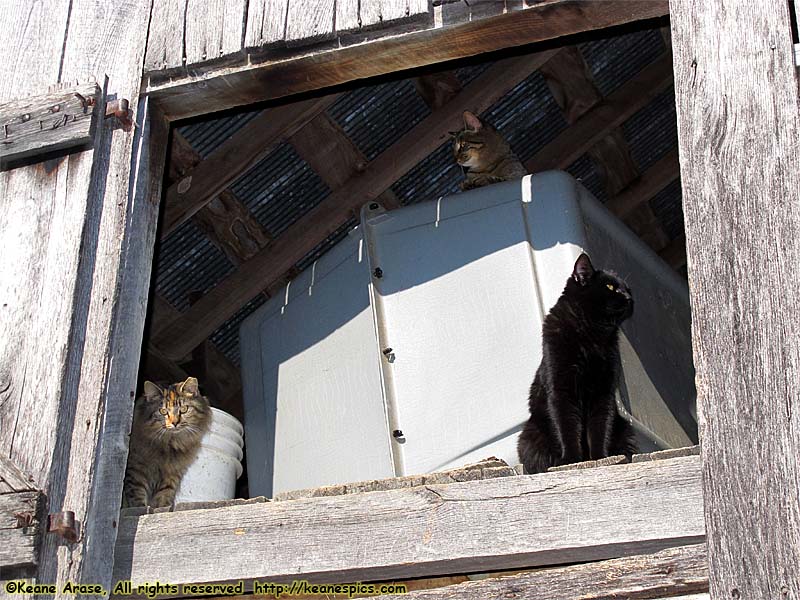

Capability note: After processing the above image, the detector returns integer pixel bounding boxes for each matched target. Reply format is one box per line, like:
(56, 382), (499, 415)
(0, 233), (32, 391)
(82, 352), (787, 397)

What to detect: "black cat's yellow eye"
(606, 283), (615, 291)
(159, 408), (167, 415)
(179, 406), (188, 414)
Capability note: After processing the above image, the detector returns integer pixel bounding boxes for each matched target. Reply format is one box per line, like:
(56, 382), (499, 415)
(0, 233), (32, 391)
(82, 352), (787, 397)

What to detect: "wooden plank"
(669, 1), (800, 598)
(539, 46), (601, 122)
(284, 0), (335, 45)
(169, 131), (272, 263)
(289, 113), (401, 209)
(0, 491), (42, 573)
(526, 52), (674, 173)
(244, 0), (289, 48)
(161, 95), (336, 237)
(184, 0), (248, 65)
(0, 83), (101, 166)
(144, 0), (186, 71)
(633, 444), (699, 463)
(414, 71), (462, 110)
(377, 544), (708, 599)
(606, 149), (680, 218)
(147, 0), (670, 120)
(335, 0), (360, 32)
(0, 457), (35, 495)
(152, 51), (557, 358)
(113, 456), (704, 588)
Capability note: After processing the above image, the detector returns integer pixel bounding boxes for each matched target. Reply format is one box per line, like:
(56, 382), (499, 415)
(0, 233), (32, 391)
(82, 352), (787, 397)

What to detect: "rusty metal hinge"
(48, 510), (79, 543)
(105, 98), (132, 132)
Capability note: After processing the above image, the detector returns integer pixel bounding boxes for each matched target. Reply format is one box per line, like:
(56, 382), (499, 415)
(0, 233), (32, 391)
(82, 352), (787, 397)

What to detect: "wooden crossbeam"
(413, 71), (463, 110)
(606, 149), (680, 218)
(526, 52), (674, 173)
(112, 455), (704, 588)
(147, 0), (670, 121)
(169, 131), (272, 264)
(160, 95), (337, 237)
(289, 113), (401, 211)
(152, 50), (558, 360)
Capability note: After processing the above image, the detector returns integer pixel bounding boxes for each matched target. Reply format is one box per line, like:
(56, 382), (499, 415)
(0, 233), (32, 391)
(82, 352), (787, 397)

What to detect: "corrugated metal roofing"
(153, 26), (684, 367)
(231, 142), (331, 237)
(329, 79), (431, 161)
(580, 29), (665, 96)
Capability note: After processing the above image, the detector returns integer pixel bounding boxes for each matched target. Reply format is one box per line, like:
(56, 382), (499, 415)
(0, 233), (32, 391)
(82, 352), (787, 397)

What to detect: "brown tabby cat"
(122, 377), (211, 508)
(452, 111), (527, 190)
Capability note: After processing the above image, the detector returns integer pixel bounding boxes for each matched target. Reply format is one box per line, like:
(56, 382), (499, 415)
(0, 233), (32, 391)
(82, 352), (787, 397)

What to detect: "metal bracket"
(48, 510), (79, 543)
(105, 98), (132, 131)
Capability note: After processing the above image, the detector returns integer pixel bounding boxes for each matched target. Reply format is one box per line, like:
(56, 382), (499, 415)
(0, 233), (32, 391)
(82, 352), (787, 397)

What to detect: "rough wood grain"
(113, 456), (704, 587)
(0, 458), (35, 495)
(670, 1), (800, 597)
(335, 0), (361, 32)
(244, 0), (289, 48)
(376, 543), (708, 599)
(526, 52), (673, 173)
(284, 0), (336, 44)
(169, 131), (271, 263)
(160, 95), (336, 237)
(0, 83), (101, 166)
(633, 444), (699, 463)
(144, 0), (186, 70)
(185, 0), (248, 64)
(289, 113), (401, 210)
(147, 0), (670, 120)
(152, 51), (557, 358)
(0, 490), (42, 573)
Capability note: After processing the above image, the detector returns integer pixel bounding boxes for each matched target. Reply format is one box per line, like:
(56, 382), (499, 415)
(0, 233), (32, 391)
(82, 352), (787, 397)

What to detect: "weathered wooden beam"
(378, 543), (708, 599)
(161, 95), (337, 237)
(289, 113), (401, 210)
(169, 131), (272, 264)
(148, 0), (670, 120)
(152, 51), (558, 359)
(606, 149), (680, 219)
(0, 83), (101, 166)
(670, 0), (800, 597)
(0, 458), (35, 495)
(526, 52), (674, 173)
(113, 456), (704, 588)
(0, 490), (43, 574)
(413, 71), (462, 110)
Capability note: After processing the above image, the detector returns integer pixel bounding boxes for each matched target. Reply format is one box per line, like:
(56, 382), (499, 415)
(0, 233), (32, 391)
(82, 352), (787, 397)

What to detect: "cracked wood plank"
(113, 456), (704, 588)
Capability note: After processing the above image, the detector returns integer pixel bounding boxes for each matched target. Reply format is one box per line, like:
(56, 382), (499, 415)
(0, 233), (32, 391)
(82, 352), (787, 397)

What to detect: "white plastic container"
(175, 408), (244, 503)
(240, 171), (697, 498)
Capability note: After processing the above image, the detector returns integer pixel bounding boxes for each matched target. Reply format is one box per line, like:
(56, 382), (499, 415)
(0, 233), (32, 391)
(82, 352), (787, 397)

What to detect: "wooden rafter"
(147, 0), (670, 121)
(413, 71), (463, 110)
(289, 113), (401, 211)
(606, 149), (680, 219)
(169, 131), (272, 264)
(152, 50), (559, 360)
(161, 95), (338, 237)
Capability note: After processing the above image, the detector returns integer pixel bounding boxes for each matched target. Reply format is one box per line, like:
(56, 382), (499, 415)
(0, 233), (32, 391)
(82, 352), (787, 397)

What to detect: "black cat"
(517, 253), (637, 474)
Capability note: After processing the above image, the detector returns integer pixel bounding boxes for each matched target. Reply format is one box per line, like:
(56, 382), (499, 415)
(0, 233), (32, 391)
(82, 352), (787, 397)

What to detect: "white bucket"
(175, 408), (244, 503)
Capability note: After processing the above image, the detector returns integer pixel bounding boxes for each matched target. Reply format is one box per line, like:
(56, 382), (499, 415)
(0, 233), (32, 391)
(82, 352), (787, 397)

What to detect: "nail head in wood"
(48, 510), (79, 543)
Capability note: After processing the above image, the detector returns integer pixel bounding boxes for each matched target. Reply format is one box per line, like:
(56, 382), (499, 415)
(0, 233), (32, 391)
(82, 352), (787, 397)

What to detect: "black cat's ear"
(463, 111), (483, 131)
(572, 253), (595, 285)
(143, 381), (163, 400)
(179, 376), (200, 396)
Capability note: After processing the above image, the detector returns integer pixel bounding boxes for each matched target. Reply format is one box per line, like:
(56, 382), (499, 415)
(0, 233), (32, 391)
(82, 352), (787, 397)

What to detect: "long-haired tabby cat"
(452, 110), (527, 190)
(517, 253), (637, 474)
(122, 377), (211, 508)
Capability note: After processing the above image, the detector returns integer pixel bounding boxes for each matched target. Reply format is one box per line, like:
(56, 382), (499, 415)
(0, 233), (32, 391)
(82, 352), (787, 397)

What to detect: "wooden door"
(0, 1), (166, 596)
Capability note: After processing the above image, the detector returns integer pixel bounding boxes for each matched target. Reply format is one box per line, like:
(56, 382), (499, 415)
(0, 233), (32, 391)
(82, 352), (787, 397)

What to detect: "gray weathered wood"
(185, 0), (248, 64)
(633, 444), (699, 463)
(0, 491), (42, 573)
(284, 0), (336, 44)
(547, 454), (628, 472)
(144, 0), (185, 70)
(376, 543), (708, 599)
(147, 0), (669, 120)
(670, 1), (800, 597)
(0, 83), (101, 166)
(274, 458), (516, 501)
(244, 0), (289, 48)
(152, 51), (557, 358)
(0, 458), (34, 495)
(113, 456), (704, 588)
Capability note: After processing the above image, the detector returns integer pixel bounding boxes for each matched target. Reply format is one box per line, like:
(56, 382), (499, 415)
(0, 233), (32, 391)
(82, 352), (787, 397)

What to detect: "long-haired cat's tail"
(517, 419), (558, 474)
